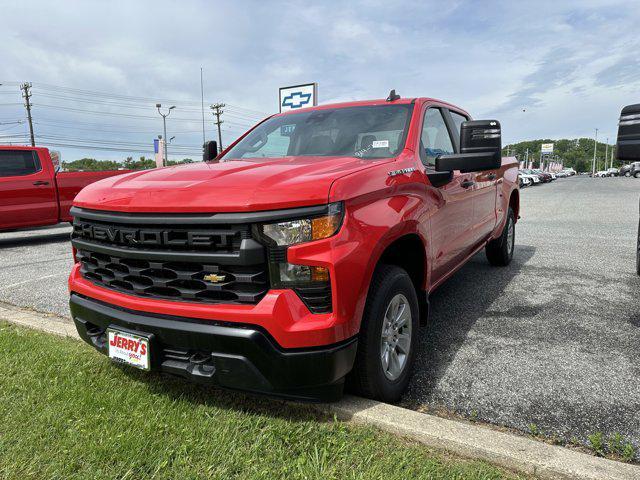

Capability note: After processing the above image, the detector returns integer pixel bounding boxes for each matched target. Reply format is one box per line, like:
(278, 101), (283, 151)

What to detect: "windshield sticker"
(372, 140), (389, 148)
(280, 124), (296, 136)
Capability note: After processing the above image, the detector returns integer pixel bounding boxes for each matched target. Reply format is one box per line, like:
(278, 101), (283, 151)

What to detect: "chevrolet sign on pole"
(279, 83), (318, 112)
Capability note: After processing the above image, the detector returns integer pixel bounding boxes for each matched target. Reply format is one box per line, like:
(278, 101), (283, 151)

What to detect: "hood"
(74, 156), (390, 213)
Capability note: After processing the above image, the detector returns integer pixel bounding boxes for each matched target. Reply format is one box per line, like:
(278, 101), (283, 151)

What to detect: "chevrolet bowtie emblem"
(203, 273), (226, 283)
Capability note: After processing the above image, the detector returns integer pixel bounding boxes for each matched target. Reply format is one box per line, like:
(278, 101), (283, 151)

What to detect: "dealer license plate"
(107, 329), (150, 370)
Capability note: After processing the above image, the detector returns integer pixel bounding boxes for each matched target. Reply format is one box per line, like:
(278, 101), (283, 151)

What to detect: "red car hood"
(73, 156), (390, 212)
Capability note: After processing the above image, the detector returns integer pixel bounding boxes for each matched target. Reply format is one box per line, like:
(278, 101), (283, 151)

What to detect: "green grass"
(0, 323), (521, 479)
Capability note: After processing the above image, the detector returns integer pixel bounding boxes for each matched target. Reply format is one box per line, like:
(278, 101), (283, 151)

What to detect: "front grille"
(72, 208), (268, 305)
(76, 250), (267, 303)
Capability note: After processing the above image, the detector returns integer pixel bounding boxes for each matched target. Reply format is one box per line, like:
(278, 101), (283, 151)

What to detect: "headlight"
(261, 202), (343, 246)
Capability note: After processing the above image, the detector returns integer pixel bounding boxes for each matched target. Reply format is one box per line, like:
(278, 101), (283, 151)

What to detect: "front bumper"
(70, 293), (357, 402)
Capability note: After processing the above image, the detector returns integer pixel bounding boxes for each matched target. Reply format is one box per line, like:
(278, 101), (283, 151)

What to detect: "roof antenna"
(386, 89), (401, 101)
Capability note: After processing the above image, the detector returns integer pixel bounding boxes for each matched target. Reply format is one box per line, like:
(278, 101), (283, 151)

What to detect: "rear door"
(0, 149), (58, 229)
(447, 109), (499, 243)
(420, 106), (476, 283)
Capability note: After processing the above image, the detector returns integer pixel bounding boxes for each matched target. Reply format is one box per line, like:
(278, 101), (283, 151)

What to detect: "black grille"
(295, 284), (332, 314)
(72, 208), (268, 305)
(77, 250), (267, 303)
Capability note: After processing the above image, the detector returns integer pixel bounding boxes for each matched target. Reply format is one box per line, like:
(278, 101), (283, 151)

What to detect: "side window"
(0, 150), (41, 177)
(449, 111), (469, 138)
(420, 108), (454, 167)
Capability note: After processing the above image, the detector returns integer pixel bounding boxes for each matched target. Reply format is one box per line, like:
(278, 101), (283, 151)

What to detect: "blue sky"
(0, 0), (638, 161)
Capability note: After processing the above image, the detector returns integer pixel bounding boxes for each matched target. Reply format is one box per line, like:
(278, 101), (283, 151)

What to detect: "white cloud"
(0, 0), (638, 159)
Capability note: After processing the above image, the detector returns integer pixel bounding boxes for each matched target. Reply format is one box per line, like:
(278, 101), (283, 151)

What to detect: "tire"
(625, 172), (631, 177)
(486, 207), (516, 266)
(349, 264), (420, 403)
(635, 172), (640, 178)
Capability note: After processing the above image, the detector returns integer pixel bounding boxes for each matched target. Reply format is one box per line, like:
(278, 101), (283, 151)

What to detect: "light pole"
(156, 104), (175, 166)
(591, 128), (598, 177)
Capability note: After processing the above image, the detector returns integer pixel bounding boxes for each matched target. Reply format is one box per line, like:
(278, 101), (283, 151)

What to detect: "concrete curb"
(326, 397), (640, 479)
(0, 302), (79, 339)
(2, 303), (639, 479)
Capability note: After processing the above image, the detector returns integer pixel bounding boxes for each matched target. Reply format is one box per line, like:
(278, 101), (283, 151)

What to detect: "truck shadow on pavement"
(0, 232), (71, 249)
(403, 244), (536, 406)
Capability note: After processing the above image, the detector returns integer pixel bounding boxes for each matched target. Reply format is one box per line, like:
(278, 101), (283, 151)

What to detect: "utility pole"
(525, 148), (529, 168)
(610, 145), (615, 169)
(211, 103), (225, 153)
(20, 82), (35, 146)
(591, 128), (598, 177)
(604, 138), (608, 171)
(156, 104), (175, 166)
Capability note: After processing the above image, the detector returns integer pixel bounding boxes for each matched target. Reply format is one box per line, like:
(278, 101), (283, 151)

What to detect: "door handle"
(33, 181), (50, 186)
(461, 180), (475, 189)
(487, 173), (497, 180)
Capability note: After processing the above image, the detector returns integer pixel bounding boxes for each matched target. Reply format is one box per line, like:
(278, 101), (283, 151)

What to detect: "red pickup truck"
(0, 146), (128, 232)
(68, 95), (519, 402)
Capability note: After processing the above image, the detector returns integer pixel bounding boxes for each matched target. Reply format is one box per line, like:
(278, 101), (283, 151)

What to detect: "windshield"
(221, 104), (413, 161)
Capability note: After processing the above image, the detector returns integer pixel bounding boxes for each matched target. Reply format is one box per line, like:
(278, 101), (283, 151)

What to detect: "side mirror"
(616, 104), (640, 161)
(436, 120), (502, 173)
(203, 140), (219, 162)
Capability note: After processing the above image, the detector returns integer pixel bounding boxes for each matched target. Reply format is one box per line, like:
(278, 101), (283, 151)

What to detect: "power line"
(34, 103), (256, 128)
(0, 81), (254, 157)
(33, 82), (270, 117)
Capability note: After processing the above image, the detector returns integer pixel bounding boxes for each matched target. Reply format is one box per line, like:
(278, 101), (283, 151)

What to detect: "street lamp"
(591, 128), (598, 177)
(156, 104), (175, 166)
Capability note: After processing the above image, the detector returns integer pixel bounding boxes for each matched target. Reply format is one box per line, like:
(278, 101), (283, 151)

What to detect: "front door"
(447, 109), (498, 245)
(419, 107), (476, 284)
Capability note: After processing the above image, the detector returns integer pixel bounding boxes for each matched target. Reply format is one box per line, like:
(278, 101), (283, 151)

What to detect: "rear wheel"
(486, 207), (515, 266)
(349, 264), (419, 403)
(635, 172), (640, 178)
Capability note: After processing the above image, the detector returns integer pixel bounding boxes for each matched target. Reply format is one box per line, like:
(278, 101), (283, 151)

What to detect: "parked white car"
(519, 176), (532, 188)
(519, 170), (541, 185)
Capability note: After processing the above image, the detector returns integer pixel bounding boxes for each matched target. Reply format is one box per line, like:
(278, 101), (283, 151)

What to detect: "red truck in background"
(68, 94), (519, 402)
(0, 146), (128, 231)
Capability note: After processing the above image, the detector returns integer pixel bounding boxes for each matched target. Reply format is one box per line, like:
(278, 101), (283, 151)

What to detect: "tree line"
(61, 156), (195, 171)
(502, 138), (619, 172)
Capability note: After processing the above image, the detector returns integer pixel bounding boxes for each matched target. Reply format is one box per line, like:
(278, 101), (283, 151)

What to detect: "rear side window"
(0, 150), (41, 177)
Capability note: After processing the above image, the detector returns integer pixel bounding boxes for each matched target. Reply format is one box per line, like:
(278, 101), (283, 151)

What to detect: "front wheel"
(486, 207), (516, 266)
(349, 264), (419, 403)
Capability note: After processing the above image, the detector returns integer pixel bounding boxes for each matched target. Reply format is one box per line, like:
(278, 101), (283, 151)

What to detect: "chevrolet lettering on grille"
(73, 222), (227, 248)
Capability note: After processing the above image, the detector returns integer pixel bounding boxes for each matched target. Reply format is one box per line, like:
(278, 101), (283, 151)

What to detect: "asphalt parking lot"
(403, 176), (640, 454)
(0, 176), (638, 454)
